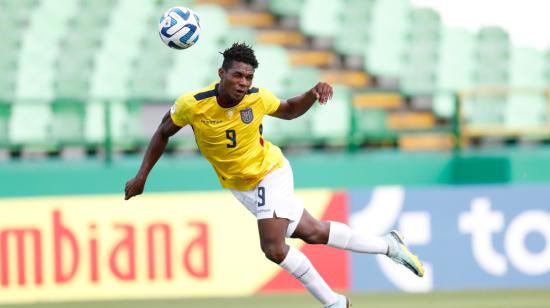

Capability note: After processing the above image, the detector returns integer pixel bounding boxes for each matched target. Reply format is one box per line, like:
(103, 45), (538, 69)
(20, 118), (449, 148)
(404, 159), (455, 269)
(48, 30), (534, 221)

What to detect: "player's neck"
(216, 86), (240, 108)
(216, 94), (239, 108)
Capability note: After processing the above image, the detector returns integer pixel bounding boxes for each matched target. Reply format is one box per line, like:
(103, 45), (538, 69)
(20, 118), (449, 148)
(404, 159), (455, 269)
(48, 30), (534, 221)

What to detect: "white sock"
(327, 221), (389, 254)
(279, 246), (339, 306)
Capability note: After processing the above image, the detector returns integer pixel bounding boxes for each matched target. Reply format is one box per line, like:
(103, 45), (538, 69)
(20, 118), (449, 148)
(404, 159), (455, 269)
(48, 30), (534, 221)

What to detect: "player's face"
(219, 61), (254, 102)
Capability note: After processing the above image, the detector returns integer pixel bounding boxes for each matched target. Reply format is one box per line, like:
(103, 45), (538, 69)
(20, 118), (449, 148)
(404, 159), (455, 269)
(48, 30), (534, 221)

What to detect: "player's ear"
(218, 68), (224, 80)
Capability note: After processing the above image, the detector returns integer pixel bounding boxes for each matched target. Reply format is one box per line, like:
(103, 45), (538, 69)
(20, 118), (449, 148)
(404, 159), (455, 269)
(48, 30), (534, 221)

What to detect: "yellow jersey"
(170, 83), (285, 191)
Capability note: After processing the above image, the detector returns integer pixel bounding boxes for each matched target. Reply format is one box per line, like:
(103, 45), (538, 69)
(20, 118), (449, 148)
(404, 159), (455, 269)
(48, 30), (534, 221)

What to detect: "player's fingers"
(124, 181), (135, 200)
(124, 187), (131, 200)
(124, 183), (129, 200)
(320, 85), (331, 104)
(311, 87), (320, 100)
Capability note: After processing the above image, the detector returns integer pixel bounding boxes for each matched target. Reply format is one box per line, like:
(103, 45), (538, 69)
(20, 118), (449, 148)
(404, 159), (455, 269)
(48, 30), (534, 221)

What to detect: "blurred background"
(0, 0), (549, 307)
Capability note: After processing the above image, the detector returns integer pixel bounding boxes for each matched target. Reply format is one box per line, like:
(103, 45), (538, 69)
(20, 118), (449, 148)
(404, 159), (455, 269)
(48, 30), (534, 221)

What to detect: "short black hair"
(220, 42), (258, 70)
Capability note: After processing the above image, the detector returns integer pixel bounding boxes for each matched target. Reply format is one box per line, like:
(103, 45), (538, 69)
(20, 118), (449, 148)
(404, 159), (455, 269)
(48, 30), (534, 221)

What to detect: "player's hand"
(125, 176), (146, 200)
(310, 82), (333, 105)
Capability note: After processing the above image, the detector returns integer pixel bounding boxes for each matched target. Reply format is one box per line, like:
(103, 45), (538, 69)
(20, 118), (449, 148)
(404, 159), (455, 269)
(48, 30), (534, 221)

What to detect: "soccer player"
(125, 43), (424, 308)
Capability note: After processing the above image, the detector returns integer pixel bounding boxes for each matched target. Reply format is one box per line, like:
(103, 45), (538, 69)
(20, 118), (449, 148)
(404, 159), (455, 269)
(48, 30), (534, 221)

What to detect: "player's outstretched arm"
(124, 111), (181, 200)
(270, 82), (333, 120)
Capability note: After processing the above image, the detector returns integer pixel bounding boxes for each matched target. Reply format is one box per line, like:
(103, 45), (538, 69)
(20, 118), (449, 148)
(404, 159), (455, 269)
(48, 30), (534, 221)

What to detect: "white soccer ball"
(158, 6), (201, 50)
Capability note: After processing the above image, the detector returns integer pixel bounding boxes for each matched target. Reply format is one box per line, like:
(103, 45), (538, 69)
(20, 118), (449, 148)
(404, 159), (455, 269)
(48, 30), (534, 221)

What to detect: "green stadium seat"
(83, 100), (105, 146)
(67, 12), (110, 40)
(434, 27), (476, 118)
(409, 7), (440, 34)
(14, 0), (78, 101)
(83, 100), (142, 149)
(191, 4), (229, 48)
(432, 94), (456, 119)
(0, 75), (16, 102)
(85, 0), (157, 149)
(91, 0), (155, 99)
(457, 27), (511, 128)
(163, 4), (230, 99)
(0, 6), (28, 35)
(54, 75), (91, 99)
(509, 47), (545, 88)
(401, 44), (439, 96)
(0, 103), (10, 146)
(400, 8), (441, 95)
(436, 27), (476, 91)
(80, 0), (118, 10)
(333, 0), (374, 56)
(462, 95), (505, 127)
(50, 99), (86, 144)
(505, 94), (548, 129)
(0, 0), (39, 11)
(223, 26), (257, 46)
(310, 86), (351, 143)
(300, 0), (343, 38)
(283, 66), (321, 98)
(167, 43), (219, 97)
(16, 54), (57, 100)
(55, 0), (112, 101)
(262, 108), (314, 146)
(55, 47), (95, 98)
(474, 26), (510, 86)
(129, 59), (170, 99)
(9, 103), (54, 148)
(90, 52), (135, 99)
(128, 78), (167, 100)
(253, 45), (291, 97)
(157, 0), (194, 11)
(0, 41), (17, 100)
(351, 108), (395, 142)
(128, 23), (174, 100)
(364, 0), (411, 78)
(268, 0), (305, 17)
(505, 48), (547, 131)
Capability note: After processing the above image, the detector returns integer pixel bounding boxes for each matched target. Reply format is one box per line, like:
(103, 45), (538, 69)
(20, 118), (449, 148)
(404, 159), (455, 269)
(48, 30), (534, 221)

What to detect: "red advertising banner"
(0, 190), (348, 303)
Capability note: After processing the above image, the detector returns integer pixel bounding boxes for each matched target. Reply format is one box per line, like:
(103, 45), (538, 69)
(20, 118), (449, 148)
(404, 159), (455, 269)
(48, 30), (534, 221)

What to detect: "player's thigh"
(231, 159), (304, 237)
(258, 216), (289, 246)
(256, 160), (305, 234)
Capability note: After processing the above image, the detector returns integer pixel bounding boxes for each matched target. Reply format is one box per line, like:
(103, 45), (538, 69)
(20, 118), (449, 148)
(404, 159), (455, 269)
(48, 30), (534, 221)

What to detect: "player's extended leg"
(258, 216), (349, 308)
(291, 210), (424, 277)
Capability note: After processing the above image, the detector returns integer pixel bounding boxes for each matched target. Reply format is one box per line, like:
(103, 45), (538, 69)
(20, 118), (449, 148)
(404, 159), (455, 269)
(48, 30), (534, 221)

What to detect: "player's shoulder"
(191, 83), (218, 102)
(175, 83), (217, 106)
(250, 86), (276, 99)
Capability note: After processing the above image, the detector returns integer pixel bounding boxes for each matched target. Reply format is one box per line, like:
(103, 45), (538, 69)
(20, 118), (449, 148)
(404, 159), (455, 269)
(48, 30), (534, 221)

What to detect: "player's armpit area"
(158, 111), (183, 137)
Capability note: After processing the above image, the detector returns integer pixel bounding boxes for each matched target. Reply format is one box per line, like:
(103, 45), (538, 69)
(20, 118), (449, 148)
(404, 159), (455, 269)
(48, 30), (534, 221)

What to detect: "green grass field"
(1, 289), (549, 308)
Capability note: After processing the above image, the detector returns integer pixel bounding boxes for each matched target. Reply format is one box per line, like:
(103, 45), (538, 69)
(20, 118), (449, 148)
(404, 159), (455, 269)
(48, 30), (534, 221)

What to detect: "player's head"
(218, 42), (258, 103)
(220, 42), (258, 71)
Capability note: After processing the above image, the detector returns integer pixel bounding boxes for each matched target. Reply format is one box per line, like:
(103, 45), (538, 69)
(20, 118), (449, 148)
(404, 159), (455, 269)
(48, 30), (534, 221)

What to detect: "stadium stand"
(0, 0), (549, 157)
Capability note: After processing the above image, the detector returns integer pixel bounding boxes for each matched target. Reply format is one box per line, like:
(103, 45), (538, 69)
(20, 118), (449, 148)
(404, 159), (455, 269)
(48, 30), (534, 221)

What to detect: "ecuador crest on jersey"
(240, 107), (253, 124)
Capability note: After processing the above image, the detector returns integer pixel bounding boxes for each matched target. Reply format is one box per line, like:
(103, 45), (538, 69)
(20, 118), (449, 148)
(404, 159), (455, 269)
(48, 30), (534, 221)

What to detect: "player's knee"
(303, 221), (330, 244)
(261, 243), (288, 264)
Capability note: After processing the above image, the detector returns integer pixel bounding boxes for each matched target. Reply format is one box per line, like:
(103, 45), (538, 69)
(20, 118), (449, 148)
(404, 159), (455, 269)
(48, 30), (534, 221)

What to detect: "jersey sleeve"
(260, 88), (281, 115)
(170, 95), (194, 127)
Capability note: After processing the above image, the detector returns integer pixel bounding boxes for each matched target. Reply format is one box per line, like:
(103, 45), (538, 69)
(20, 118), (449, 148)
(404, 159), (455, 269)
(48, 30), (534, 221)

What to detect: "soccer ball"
(158, 6), (201, 50)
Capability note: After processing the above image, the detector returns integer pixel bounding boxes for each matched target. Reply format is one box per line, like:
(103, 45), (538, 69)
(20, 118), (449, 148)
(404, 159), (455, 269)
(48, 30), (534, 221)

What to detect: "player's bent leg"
(291, 209), (330, 244)
(293, 211), (388, 254)
(258, 217), (290, 263)
(384, 230), (425, 277)
(327, 221), (389, 254)
(258, 217), (341, 307)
